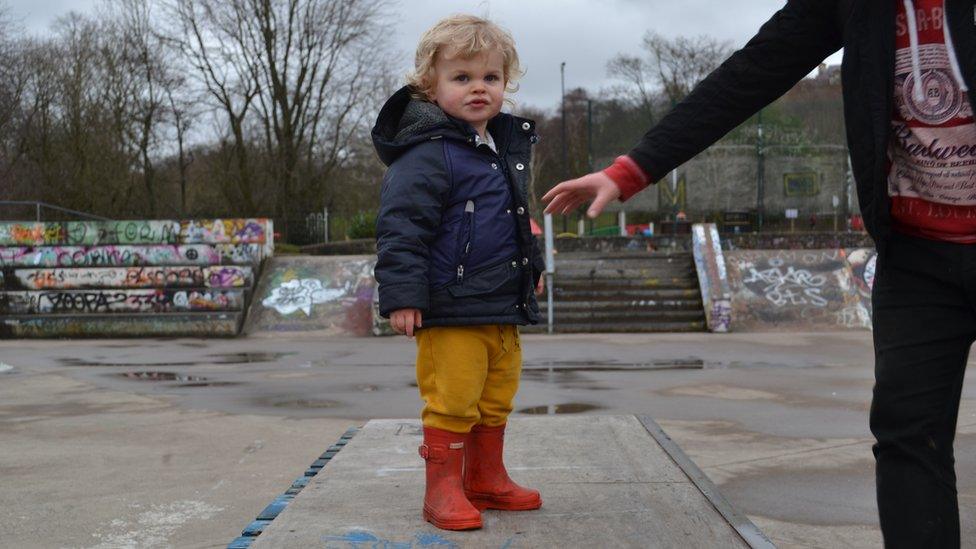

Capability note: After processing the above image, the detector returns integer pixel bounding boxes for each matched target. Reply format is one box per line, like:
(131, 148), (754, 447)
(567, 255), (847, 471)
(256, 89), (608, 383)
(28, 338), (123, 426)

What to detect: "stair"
(0, 220), (271, 338)
(525, 252), (706, 333)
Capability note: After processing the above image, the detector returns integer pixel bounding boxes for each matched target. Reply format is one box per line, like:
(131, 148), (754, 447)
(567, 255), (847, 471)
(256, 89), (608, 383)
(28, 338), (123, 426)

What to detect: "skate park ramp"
(725, 248), (876, 332)
(244, 255), (378, 337)
(244, 415), (772, 548)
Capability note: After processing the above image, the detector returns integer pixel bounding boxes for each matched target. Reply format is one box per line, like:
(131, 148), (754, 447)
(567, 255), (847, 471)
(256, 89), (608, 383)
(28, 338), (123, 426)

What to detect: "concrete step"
(522, 320), (707, 333)
(0, 312), (242, 338)
(0, 288), (245, 315)
(0, 265), (254, 290)
(539, 298), (703, 313)
(552, 288), (702, 301)
(532, 308), (704, 323)
(555, 277), (700, 290)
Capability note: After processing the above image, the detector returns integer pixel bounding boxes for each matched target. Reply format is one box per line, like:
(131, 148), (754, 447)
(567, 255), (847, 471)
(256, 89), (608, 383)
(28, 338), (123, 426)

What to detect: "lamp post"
(560, 61), (567, 233)
(756, 108), (765, 232)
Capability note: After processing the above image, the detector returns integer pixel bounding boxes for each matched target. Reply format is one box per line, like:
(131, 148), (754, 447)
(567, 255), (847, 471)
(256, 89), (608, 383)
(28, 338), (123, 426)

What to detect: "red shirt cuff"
(601, 155), (649, 202)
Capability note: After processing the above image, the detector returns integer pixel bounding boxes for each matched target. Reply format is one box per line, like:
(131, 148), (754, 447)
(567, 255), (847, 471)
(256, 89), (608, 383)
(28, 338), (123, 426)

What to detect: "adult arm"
(544, 0), (845, 215)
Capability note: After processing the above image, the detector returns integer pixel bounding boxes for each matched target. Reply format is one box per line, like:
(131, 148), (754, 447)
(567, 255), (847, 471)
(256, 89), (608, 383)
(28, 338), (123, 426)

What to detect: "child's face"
(429, 48), (505, 137)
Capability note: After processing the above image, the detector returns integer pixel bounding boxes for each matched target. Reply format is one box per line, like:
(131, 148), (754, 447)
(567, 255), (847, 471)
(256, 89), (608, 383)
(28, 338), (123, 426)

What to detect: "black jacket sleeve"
(628, 0), (844, 182)
(374, 141), (451, 317)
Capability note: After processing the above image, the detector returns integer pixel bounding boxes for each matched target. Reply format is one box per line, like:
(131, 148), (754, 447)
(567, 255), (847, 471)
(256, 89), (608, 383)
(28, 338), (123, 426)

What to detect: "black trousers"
(872, 232), (976, 548)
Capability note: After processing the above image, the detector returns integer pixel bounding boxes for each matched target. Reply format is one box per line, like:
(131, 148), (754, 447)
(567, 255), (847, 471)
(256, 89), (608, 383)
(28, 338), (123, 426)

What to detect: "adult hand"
(390, 308), (422, 338)
(535, 276), (545, 296)
(542, 171), (621, 219)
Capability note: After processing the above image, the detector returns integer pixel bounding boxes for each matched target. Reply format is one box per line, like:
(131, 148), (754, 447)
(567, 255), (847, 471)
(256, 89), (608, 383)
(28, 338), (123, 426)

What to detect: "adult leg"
(871, 234), (976, 548)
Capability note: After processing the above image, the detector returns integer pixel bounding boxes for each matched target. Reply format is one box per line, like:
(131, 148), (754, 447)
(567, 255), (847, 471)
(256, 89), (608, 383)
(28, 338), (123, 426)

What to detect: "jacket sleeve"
(374, 142), (451, 317)
(627, 0), (844, 187)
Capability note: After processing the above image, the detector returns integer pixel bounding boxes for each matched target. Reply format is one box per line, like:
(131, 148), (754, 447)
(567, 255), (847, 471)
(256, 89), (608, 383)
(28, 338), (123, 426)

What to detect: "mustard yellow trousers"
(415, 325), (522, 433)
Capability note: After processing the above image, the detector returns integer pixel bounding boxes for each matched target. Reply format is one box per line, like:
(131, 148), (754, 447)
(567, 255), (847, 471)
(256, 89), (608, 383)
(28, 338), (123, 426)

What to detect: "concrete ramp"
(244, 255), (377, 337)
(247, 416), (770, 548)
(725, 248), (875, 332)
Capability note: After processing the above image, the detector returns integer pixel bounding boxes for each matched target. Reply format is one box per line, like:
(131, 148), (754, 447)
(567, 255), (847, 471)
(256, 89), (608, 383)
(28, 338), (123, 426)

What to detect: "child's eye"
(455, 75), (468, 82)
(486, 75), (499, 82)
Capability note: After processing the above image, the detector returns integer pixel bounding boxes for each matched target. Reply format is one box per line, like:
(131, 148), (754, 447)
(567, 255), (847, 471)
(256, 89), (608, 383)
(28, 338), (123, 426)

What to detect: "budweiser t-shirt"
(888, 0), (976, 242)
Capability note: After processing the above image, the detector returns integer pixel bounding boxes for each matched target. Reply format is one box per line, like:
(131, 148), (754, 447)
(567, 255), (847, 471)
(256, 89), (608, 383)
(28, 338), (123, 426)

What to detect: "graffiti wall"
(725, 248), (875, 331)
(3, 266), (252, 290)
(245, 256), (376, 337)
(0, 289), (244, 314)
(0, 244), (262, 268)
(0, 218), (268, 338)
(0, 219), (271, 247)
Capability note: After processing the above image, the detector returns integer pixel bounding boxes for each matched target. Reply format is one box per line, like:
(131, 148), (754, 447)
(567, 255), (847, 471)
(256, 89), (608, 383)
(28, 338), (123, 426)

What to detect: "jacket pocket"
(455, 200), (475, 284)
(448, 258), (518, 298)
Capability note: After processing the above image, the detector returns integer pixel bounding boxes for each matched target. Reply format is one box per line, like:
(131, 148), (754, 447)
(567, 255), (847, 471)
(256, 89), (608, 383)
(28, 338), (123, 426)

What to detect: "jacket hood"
(371, 86), (477, 166)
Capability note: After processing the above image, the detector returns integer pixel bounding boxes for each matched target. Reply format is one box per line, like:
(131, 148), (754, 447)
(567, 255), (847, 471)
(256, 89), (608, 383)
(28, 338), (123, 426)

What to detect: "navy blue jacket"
(372, 86), (545, 326)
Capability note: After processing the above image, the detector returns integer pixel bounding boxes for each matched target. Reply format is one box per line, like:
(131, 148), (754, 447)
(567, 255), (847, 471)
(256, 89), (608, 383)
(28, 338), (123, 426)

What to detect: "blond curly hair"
(407, 14), (522, 101)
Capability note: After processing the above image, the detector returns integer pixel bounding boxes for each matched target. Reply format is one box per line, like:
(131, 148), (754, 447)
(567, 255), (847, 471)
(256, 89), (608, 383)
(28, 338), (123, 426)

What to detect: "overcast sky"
(5, 0), (843, 109)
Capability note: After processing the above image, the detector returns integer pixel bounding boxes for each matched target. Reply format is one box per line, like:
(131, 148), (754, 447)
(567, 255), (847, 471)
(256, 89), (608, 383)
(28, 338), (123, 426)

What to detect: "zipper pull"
(456, 265), (464, 284)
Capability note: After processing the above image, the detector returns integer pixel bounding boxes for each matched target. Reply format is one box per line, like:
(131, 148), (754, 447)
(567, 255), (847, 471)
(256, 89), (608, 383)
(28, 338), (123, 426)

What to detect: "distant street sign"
(785, 208), (799, 219)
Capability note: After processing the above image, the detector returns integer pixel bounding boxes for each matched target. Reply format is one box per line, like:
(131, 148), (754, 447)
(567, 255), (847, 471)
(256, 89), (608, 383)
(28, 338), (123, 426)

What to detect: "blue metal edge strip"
(227, 426), (360, 548)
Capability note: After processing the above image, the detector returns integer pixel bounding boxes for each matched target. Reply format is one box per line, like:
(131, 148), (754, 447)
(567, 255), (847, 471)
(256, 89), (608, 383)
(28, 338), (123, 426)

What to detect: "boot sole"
(464, 492), (543, 511)
(423, 507), (482, 530)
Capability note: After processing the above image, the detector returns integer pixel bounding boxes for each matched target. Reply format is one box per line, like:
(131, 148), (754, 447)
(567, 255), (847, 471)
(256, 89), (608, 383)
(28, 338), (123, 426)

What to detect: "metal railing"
(0, 201), (113, 222)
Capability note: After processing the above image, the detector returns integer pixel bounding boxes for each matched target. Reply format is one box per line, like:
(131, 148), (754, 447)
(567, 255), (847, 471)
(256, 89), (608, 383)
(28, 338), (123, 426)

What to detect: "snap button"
(522, 257), (529, 265)
(516, 163), (524, 170)
(506, 209), (512, 214)
(491, 163), (498, 170)
(521, 122), (531, 131)
(511, 261), (517, 268)
(516, 206), (525, 215)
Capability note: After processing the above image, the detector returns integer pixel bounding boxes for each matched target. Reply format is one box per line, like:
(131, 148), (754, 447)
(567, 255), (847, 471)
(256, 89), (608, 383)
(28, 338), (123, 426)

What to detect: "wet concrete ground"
(2, 332), (976, 547)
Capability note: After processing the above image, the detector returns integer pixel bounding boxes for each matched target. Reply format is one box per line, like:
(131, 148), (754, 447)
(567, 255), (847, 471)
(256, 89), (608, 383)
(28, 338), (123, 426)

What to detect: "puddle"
(113, 372), (207, 382)
(59, 352), (295, 368)
(522, 359), (704, 371)
(110, 371), (242, 388)
(516, 403), (604, 414)
(262, 398), (343, 409)
(209, 352), (295, 363)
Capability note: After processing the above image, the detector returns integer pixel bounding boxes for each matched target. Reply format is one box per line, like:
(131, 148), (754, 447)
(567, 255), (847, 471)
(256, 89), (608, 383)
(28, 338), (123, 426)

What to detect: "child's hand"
(535, 276), (545, 296)
(390, 308), (422, 338)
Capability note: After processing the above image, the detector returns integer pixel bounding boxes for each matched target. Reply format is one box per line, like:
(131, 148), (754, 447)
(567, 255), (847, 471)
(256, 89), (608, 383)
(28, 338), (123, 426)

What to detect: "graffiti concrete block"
(371, 285), (394, 337)
(725, 248), (873, 331)
(4, 266), (253, 290)
(245, 256), (375, 337)
(0, 289), (244, 314)
(0, 244), (263, 268)
(0, 219), (272, 247)
(691, 224), (732, 332)
(0, 313), (241, 338)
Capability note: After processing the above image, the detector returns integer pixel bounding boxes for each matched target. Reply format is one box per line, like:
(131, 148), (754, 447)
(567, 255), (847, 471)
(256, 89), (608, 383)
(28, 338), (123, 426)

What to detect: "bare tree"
(608, 32), (732, 113)
(168, 0), (262, 213)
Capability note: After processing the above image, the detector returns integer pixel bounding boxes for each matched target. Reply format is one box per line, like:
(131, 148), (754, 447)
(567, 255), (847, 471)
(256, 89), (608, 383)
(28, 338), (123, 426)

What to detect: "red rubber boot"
(463, 423), (542, 511)
(419, 426), (482, 530)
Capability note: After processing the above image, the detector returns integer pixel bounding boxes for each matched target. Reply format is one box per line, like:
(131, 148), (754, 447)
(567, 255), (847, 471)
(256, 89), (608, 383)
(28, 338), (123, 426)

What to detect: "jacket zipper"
(456, 200), (475, 284)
